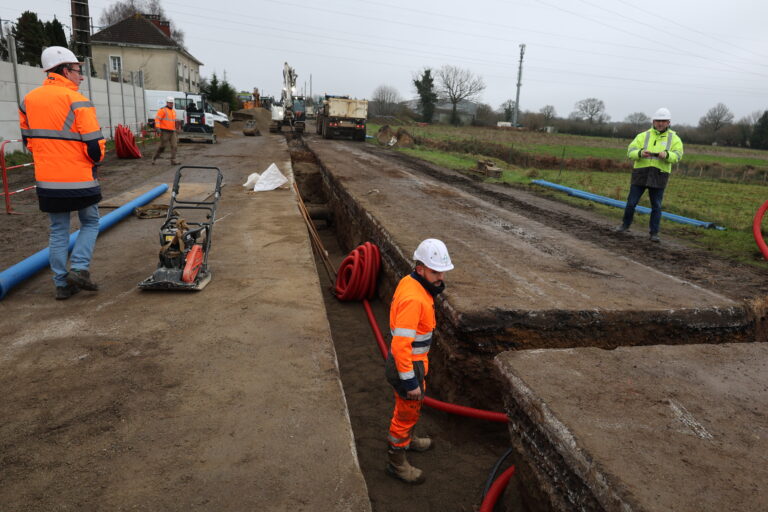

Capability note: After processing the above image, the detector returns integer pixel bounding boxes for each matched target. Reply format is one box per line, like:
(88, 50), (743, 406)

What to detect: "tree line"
(370, 66), (768, 150)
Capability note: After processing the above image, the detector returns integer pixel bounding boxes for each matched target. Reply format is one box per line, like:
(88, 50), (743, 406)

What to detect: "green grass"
(2, 150), (33, 168)
(366, 131), (768, 267)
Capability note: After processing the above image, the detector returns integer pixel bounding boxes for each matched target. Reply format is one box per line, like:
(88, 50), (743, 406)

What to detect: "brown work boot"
(55, 284), (80, 300)
(66, 269), (98, 291)
(386, 448), (425, 485)
(407, 435), (434, 452)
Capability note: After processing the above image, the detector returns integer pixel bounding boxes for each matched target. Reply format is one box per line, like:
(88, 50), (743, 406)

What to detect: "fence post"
(8, 35), (21, 108)
(140, 70), (147, 125)
(131, 71), (139, 133)
(104, 63), (113, 139)
(84, 57), (93, 101)
(119, 67), (126, 127)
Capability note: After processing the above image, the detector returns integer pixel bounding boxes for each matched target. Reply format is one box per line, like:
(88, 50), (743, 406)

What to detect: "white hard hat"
(166, 96), (175, 103)
(413, 238), (454, 272)
(41, 46), (80, 72)
(652, 107), (671, 121)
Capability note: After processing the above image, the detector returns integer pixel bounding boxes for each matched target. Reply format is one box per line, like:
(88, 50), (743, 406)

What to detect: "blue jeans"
(622, 185), (665, 235)
(48, 204), (100, 287)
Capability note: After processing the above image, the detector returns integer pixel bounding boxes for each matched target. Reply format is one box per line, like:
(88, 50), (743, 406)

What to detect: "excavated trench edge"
(288, 135), (760, 511)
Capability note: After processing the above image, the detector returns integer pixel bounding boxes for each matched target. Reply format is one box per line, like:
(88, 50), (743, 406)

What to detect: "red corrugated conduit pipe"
(753, 199), (768, 260)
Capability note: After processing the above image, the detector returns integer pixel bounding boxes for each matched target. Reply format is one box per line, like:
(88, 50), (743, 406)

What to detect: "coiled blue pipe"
(531, 179), (725, 230)
(0, 184), (168, 300)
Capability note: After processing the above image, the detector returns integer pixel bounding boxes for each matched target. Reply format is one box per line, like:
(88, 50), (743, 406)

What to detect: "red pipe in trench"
(334, 243), (513, 510)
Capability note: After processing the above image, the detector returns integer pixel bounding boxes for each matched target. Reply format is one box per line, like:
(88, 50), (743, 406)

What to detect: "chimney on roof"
(144, 13), (171, 38)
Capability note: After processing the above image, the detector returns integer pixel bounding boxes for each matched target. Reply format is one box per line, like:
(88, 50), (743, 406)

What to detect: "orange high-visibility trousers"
(387, 381), (426, 449)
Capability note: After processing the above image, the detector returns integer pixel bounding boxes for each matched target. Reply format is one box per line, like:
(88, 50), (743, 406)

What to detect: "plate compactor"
(139, 166), (223, 291)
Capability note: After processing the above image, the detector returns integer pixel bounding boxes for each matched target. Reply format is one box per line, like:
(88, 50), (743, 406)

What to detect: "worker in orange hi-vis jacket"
(152, 97), (179, 165)
(384, 238), (454, 484)
(19, 46), (105, 300)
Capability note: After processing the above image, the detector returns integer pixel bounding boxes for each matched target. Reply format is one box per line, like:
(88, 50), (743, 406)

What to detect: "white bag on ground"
(242, 172), (260, 188)
(253, 163), (288, 191)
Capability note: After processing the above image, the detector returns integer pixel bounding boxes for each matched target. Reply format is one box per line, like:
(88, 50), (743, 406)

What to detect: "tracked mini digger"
(139, 166), (223, 291)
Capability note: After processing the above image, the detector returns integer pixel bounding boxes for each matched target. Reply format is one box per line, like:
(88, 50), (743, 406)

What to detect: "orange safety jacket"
(389, 273), (436, 391)
(155, 105), (177, 131)
(19, 73), (105, 201)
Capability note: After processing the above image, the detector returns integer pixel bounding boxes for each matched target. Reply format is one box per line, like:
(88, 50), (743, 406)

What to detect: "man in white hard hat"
(152, 96), (179, 165)
(616, 107), (684, 242)
(19, 46), (105, 299)
(384, 238), (453, 484)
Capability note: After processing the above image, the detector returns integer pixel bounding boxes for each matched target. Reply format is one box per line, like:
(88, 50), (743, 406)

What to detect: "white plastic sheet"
(252, 163), (288, 192)
(242, 172), (260, 188)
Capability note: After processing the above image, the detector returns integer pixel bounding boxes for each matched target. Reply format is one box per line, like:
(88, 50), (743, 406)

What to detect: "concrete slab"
(0, 134), (370, 511)
(306, 138), (753, 350)
(494, 344), (768, 512)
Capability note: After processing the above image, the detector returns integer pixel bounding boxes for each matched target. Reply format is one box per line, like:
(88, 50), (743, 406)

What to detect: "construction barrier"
(1, 139), (35, 215)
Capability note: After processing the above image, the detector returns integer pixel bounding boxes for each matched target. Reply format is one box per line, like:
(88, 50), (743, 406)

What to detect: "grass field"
(367, 124), (768, 267)
(367, 123), (768, 169)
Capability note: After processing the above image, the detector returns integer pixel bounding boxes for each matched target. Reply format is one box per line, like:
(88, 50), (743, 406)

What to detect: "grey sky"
(5, 0), (767, 126)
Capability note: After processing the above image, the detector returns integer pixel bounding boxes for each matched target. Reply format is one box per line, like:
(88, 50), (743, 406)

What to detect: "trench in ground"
(287, 133), (526, 512)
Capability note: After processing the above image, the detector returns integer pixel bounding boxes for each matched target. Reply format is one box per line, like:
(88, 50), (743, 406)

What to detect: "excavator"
(269, 62), (306, 134)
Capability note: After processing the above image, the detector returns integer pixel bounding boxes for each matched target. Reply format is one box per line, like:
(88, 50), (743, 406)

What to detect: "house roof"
(92, 14), (202, 65)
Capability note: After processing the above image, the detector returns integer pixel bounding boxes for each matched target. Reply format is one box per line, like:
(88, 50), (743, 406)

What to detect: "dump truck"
(315, 95), (368, 141)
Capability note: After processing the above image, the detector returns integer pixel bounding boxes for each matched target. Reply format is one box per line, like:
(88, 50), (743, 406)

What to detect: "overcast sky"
(4, 0), (767, 125)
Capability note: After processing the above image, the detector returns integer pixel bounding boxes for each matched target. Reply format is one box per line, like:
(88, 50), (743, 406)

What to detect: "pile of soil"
(395, 128), (414, 148)
(214, 122), (233, 138)
(232, 108), (273, 135)
(376, 125), (395, 145)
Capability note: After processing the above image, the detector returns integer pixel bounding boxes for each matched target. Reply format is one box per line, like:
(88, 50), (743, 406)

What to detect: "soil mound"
(233, 108), (273, 135)
(377, 125), (395, 145)
(214, 122), (233, 138)
(395, 128), (414, 148)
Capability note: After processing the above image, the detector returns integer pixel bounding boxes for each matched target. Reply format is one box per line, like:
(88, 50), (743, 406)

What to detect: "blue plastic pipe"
(0, 184), (168, 300)
(531, 179), (725, 230)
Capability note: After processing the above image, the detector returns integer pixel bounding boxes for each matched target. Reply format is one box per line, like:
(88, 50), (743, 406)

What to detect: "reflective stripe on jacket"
(627, 127), (684, 173)
(19, 73), (105, 198)
(155, 106), (177, 131)
(389, 274), (435, 391)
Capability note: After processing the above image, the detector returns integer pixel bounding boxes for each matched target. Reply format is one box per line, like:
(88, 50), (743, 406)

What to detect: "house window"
(110, 55), (122, 74)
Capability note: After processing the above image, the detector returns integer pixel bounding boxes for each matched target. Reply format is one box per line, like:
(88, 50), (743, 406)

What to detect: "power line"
(611, 0), (768, 60)
(573, 0), (768, 64)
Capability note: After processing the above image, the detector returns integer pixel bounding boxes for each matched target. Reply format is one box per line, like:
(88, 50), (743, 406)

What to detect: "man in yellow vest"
(19, 46), (105, 299)
(152, 96), (179, 165)
(616, 107), (684, 242)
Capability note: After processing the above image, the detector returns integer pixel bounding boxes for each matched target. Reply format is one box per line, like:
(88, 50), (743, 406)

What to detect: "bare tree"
(437, 65), (485, 125)
(370, 85), (402, 116)
(624, 112), (650, 131)
(698, 103), (734, 134)
(572, 98), (608, 124)
(540, 105), (556, 124)
(99, 0), (185, 46)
